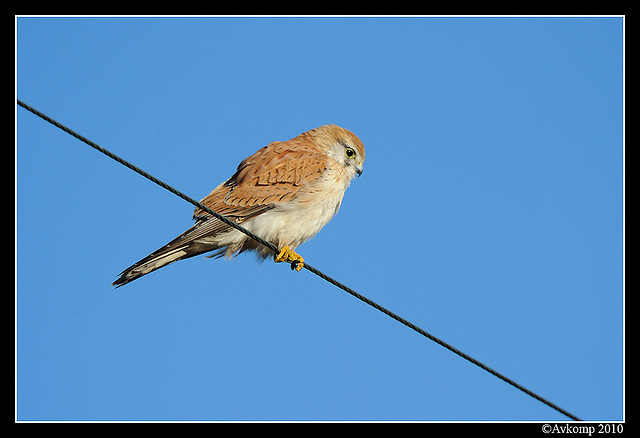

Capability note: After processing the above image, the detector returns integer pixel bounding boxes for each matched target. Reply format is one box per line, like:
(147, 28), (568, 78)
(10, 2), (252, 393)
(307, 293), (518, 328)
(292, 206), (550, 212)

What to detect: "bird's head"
(310, 124), (365, 179)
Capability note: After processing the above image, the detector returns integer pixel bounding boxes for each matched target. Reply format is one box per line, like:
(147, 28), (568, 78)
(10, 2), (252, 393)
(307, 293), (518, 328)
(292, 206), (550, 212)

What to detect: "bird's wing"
(193, 139), (328, 221)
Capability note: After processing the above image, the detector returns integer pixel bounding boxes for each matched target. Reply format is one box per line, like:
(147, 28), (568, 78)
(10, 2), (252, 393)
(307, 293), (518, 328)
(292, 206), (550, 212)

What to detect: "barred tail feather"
(112, 228), (217, 288)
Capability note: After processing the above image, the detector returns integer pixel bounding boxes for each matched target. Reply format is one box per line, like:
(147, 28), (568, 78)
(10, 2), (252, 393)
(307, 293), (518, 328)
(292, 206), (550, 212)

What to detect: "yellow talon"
(274, 246), (304, 271)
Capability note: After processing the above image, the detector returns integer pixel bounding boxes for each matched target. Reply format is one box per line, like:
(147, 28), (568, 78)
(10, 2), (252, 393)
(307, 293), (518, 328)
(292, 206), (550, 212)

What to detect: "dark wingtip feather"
(111, 277), (129, 288)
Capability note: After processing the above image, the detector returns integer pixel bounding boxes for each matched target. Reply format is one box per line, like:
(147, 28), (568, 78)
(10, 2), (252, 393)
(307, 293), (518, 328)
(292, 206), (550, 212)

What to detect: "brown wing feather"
(193, 137), (328, 220)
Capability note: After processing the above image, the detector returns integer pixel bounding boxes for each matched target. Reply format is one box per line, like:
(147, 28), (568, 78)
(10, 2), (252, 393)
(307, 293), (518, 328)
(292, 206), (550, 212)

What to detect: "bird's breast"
(246, 169), (352, 249)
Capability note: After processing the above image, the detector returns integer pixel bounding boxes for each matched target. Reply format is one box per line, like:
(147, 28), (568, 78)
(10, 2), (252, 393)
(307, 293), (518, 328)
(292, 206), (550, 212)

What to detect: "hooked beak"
(355, 164), (363, 177)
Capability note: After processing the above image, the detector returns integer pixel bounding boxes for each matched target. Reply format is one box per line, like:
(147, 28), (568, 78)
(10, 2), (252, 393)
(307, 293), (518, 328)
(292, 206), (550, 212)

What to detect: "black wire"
(17, 99), (582, 421)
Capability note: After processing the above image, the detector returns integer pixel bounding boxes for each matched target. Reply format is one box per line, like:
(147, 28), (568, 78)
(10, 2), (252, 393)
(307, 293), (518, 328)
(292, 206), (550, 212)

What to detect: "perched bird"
(112, 124), (365, 287)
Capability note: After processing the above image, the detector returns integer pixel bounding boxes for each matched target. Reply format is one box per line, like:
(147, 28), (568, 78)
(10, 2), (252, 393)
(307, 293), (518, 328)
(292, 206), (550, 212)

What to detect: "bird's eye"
(345, 148), (356, 159)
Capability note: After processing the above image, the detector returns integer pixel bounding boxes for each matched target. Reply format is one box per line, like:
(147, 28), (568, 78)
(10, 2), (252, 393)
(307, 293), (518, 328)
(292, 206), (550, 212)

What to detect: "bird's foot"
(274, 246), (304, 271)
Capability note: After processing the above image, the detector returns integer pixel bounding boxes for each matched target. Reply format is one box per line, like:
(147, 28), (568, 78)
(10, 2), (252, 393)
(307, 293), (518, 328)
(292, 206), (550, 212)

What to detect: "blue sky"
(16, 16), (623, 422)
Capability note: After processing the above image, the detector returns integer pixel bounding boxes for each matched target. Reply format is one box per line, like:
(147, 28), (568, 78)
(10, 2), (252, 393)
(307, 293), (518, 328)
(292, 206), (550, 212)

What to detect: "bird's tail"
(112, 226), (214, 288)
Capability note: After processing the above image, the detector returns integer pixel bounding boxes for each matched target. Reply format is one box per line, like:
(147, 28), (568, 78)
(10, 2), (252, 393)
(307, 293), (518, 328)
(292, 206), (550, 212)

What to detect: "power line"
(17, 99), (582, 421)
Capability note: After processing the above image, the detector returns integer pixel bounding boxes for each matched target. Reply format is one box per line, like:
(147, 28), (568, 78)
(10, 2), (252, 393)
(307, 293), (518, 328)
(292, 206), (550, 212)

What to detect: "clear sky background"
(16, 16), (623, 422)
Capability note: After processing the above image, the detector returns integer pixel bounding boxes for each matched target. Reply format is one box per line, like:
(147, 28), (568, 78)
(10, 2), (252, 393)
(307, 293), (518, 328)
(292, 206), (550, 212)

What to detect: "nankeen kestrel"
(112, 124), (365, 287)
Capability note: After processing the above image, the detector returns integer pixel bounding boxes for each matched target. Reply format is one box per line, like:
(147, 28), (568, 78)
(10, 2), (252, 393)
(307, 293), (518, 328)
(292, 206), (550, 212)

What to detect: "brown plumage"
(113, 125), (365, 287)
